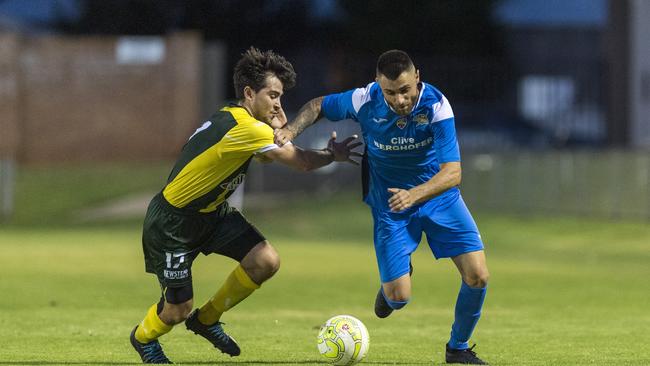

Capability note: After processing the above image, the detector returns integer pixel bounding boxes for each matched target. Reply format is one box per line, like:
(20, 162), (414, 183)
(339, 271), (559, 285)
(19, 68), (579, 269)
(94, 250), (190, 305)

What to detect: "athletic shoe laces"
(466, 344), (478, 356)
(460, 344), (485, 364)
(142, 341), (170, 363)
(207, 322), (230, 344)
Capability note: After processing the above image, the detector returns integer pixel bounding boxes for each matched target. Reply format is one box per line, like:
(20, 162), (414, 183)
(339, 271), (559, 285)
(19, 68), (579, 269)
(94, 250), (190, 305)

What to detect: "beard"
(391, 103), (412, 115)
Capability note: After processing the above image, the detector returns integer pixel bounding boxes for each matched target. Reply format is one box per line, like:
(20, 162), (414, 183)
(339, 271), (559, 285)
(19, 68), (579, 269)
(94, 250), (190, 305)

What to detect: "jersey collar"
(229, 102), (254, 118)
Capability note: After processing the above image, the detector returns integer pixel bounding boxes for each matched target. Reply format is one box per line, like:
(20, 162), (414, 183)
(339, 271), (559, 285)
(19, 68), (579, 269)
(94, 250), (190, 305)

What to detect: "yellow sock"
(198, 265), (260, 325)
(134, 303), (173, 343)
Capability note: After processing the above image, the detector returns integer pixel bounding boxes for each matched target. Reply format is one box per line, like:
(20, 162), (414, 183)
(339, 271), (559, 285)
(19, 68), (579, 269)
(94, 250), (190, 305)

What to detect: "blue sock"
(448, 281), (487, 350)
(381, 287), (409, 310)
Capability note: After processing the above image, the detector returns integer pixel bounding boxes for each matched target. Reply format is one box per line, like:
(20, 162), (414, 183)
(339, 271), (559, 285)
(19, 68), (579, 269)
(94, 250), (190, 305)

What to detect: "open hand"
(327, 131), (363, 165)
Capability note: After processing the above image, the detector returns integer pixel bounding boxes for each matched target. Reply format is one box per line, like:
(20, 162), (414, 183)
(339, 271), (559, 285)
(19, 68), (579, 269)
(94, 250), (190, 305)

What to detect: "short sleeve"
(321, 83), (374, 122)
(226, 120), (278, 155)
(430, 95), (460, 163)
(322, 90), (356, 121)
(432, 119), (460, 163)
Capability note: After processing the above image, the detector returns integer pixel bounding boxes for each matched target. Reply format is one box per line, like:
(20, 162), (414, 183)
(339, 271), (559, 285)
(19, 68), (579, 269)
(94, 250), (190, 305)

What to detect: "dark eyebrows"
(384, 84), (411, 94)
(268, 88), (283, 97)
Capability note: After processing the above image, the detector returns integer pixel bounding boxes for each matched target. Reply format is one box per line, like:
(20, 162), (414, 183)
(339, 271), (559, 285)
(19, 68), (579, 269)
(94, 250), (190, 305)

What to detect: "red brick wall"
(0, 32), (201, 164)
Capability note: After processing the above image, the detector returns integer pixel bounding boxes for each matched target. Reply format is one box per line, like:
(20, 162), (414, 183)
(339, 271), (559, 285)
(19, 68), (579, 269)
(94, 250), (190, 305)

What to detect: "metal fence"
(247, 138), (650, 220)
(460, 150), (650, 219)
(0, 159), (15, 221)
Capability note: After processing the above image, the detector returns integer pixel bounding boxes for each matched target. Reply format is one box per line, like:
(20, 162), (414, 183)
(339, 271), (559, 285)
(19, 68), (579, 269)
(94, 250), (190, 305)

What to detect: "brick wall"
(0, 32), (201, 163)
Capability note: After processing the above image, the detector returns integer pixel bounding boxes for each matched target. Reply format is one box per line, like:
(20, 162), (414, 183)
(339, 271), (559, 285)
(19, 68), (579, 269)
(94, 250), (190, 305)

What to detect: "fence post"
(0, 33), (20, 222)
(0, 159), (15, 221)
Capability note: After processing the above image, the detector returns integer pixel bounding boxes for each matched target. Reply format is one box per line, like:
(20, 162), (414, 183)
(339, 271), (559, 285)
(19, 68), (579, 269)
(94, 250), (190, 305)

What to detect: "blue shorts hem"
(380, 268), (411, 283)
(433, 245), (484, 260)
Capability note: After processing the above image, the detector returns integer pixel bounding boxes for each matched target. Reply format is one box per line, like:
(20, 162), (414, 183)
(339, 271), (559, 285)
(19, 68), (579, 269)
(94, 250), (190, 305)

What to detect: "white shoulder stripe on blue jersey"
(351, 82), (375, 113)
(431, 95), (454, 123)
(414, 82), (426, 109)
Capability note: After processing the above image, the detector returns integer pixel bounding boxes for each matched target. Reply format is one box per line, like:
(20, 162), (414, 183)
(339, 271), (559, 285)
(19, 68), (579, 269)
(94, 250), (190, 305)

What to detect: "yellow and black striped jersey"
(162, 104), (277, 213)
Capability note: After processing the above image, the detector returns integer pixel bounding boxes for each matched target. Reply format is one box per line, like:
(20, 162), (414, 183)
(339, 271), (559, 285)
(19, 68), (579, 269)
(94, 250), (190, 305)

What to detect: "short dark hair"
(376, 50), (415, 80)
(233, 47), (296, 100)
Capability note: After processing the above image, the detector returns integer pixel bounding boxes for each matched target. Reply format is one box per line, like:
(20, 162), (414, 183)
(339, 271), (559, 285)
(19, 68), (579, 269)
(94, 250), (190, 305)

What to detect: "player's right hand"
(274, 128), (294, 146)
(388, 188), (415, 212)
(327, 131), (363, 165)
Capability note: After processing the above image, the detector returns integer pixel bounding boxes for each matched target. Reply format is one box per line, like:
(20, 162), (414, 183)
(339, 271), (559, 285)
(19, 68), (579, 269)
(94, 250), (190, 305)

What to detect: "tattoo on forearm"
(288, 97), (324, 136)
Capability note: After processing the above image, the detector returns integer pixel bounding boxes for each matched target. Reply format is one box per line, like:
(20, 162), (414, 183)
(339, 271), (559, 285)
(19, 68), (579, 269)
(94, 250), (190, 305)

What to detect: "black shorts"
(141, 193), (265, 289)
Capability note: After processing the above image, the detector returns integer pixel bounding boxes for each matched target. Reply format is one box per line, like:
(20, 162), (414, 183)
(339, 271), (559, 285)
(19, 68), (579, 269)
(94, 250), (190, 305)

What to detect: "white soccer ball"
(316, 314), (370, 365)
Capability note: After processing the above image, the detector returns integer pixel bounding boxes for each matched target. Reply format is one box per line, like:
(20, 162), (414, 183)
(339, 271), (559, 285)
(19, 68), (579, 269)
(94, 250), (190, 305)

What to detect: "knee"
(257, 243), (281, 278)
(384, 288), (410, 304)
(243, 242), (281, 284)
(160, 300), (193, 325)
(464, 270), (490, 288)
(383, 291), (409, 310)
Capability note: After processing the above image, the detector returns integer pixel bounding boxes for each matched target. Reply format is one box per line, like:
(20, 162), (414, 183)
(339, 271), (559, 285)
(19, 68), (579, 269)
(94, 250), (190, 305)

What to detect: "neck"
(237, 100), (254, 116)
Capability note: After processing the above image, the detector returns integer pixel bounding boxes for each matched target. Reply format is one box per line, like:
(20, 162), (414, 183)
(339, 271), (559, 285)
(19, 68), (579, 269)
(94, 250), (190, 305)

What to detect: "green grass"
(2, 163), (649, 365)
(1, 194), (650, 365)
(8, 161), (170, 225)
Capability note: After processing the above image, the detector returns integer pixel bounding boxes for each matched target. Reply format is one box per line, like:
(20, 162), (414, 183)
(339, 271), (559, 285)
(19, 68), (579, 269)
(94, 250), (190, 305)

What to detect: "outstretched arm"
(387, 162), (462, 212)
(274, 96), (324, 146)
(263, 131), (362, 171)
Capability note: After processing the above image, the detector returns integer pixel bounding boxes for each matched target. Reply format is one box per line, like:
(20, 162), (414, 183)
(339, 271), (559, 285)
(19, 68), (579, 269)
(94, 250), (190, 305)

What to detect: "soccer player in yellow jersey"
(130, 47), (362, 364)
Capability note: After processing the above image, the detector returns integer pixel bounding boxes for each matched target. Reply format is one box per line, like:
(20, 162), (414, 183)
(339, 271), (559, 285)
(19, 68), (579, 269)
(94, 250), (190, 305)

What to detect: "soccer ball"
(316, 315), (370, 365)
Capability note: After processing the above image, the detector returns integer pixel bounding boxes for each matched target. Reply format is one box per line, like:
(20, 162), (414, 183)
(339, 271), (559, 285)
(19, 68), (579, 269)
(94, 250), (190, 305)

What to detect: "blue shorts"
(371, 190), (484, 283)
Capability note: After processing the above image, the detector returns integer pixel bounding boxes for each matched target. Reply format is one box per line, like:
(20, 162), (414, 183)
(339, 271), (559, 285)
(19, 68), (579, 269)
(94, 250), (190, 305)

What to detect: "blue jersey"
(322, 82), (460, 211)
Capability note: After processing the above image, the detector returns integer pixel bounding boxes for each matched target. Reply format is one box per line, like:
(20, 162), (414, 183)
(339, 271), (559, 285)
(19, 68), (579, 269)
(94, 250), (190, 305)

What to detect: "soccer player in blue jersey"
(274, 50), (489, 365)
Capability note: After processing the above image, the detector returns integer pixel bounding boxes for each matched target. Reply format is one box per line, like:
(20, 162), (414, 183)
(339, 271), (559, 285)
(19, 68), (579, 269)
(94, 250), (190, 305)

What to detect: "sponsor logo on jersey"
(372, 136), (433, 151)
(372, 117), (388, 123)
(396, 118), (407, 129)
(220, 173), (245, 191)
(415, 114), (429, 126)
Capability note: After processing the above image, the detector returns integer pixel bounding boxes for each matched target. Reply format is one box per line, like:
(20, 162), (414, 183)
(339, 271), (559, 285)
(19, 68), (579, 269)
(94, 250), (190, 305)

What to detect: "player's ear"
(415, 69), (420, 82)
(244, 86), (255, 101)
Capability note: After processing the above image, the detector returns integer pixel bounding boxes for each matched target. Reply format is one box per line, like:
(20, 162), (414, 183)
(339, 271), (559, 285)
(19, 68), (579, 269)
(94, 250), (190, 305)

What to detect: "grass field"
(1, 164), (649, 365)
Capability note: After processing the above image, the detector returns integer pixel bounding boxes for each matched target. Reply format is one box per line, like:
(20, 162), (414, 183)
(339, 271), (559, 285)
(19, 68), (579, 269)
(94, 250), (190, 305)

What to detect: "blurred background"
(1, 0), (649, 224)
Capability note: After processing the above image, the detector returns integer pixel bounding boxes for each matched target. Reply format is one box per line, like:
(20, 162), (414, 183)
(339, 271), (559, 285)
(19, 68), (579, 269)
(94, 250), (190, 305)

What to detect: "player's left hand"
(388, 188), (415, 212)
(274, 127), (294, 146)
(327, 131), (363, 165)
(270, 108), (288, 129)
